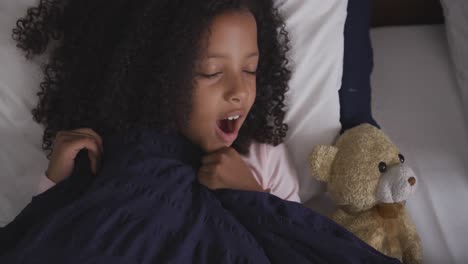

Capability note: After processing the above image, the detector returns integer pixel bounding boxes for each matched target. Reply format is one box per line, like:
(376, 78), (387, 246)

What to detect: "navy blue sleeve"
(0, 150), (93, 254)
(339, 0), (380, 133)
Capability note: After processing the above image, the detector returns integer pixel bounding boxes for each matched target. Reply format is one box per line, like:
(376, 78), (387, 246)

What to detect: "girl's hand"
(198, 147), (266, 192)
(46, 128), (103, 184)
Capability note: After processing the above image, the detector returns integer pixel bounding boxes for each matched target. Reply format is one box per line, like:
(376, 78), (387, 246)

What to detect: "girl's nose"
(226, 76), (249, 103)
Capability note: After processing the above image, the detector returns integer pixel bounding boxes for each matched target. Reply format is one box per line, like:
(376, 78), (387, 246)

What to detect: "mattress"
(370, 25), (468, 264)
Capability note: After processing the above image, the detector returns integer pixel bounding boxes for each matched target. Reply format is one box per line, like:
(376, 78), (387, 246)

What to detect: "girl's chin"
(203, 140), (234, 153)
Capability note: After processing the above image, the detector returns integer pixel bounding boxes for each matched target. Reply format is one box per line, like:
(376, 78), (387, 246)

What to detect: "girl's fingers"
(68, 128), (104, 153)
(198, 164), (217, 175)
(56, 129), (103, 153)
(197, 165), (223, 189)
(71, 128), (103, 146)
(54, 131), (103, 175)
(88, 150), (100, 175)
(197, 172), (216, 189)
(66, 137), (102, 175)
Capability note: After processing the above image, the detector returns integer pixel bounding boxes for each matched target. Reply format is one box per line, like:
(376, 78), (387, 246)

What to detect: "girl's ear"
(309, 145), (339, 183)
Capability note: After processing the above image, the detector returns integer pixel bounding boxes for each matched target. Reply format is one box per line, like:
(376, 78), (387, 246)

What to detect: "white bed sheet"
(370, 25), (468, 264)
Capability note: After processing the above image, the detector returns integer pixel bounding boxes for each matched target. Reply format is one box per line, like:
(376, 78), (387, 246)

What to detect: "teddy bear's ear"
(309, 145), (339, 182)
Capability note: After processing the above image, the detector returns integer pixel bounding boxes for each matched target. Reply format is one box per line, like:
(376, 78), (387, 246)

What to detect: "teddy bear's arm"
(400, 211), (422, 264)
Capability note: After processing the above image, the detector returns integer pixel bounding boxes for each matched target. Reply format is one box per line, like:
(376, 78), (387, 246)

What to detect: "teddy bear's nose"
(408, 177), (416, 186)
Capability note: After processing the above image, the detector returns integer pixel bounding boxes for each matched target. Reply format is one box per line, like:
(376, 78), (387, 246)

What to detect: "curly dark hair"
(12, 0), (291, 156)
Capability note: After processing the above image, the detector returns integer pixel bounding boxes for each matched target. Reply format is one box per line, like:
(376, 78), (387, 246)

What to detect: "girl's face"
(182, 10), (259, 153)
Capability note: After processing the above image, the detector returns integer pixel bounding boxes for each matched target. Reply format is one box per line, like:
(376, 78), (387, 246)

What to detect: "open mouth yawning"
(215, 112), (243, 143)
(217, 115), (239, 134)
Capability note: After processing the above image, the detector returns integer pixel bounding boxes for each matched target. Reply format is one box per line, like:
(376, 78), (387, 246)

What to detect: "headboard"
(371, 0), (444, 27)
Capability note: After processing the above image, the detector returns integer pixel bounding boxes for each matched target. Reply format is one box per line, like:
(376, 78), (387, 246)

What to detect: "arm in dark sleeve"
(339, 0), (380, 133)
(0, 150), (93, 254)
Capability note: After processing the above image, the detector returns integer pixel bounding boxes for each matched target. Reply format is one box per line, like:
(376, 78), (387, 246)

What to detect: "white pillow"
(0, 0), (49, 226)
(0, 0), (346, 225)
(440, 0), (468, 114)
(276, 0), (346, 202)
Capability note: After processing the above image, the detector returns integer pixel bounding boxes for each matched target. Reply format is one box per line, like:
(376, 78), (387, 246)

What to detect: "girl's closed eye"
(243, 63), (258, 76)
(244, 70), (257, 76)
(199, 72), (222, 79)
(198, 69), (256, 79)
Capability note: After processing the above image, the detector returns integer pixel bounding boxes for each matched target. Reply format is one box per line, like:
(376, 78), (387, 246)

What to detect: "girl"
(1, 1), (403, 263)
(14, 0), (301, 202)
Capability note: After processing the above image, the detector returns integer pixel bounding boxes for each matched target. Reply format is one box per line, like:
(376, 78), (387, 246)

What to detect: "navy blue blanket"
(0, 130), (400, 263)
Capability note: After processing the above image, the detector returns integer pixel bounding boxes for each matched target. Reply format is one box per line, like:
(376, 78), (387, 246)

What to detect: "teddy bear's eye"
(399, 154), (405, 164)
(378, 162), (387, 173)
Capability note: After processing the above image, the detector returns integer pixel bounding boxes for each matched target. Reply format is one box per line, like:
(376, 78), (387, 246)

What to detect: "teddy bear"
(309, 124), (422, 264)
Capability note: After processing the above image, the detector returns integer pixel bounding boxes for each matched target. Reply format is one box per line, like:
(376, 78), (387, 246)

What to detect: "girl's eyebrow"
(206, 52), (259, 59)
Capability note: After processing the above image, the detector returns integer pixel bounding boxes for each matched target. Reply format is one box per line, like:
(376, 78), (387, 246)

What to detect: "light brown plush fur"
(309, 124), (422, 263)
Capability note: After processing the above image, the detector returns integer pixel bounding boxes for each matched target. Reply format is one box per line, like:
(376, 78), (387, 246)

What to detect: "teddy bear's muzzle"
(375, 164), (418, 204)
